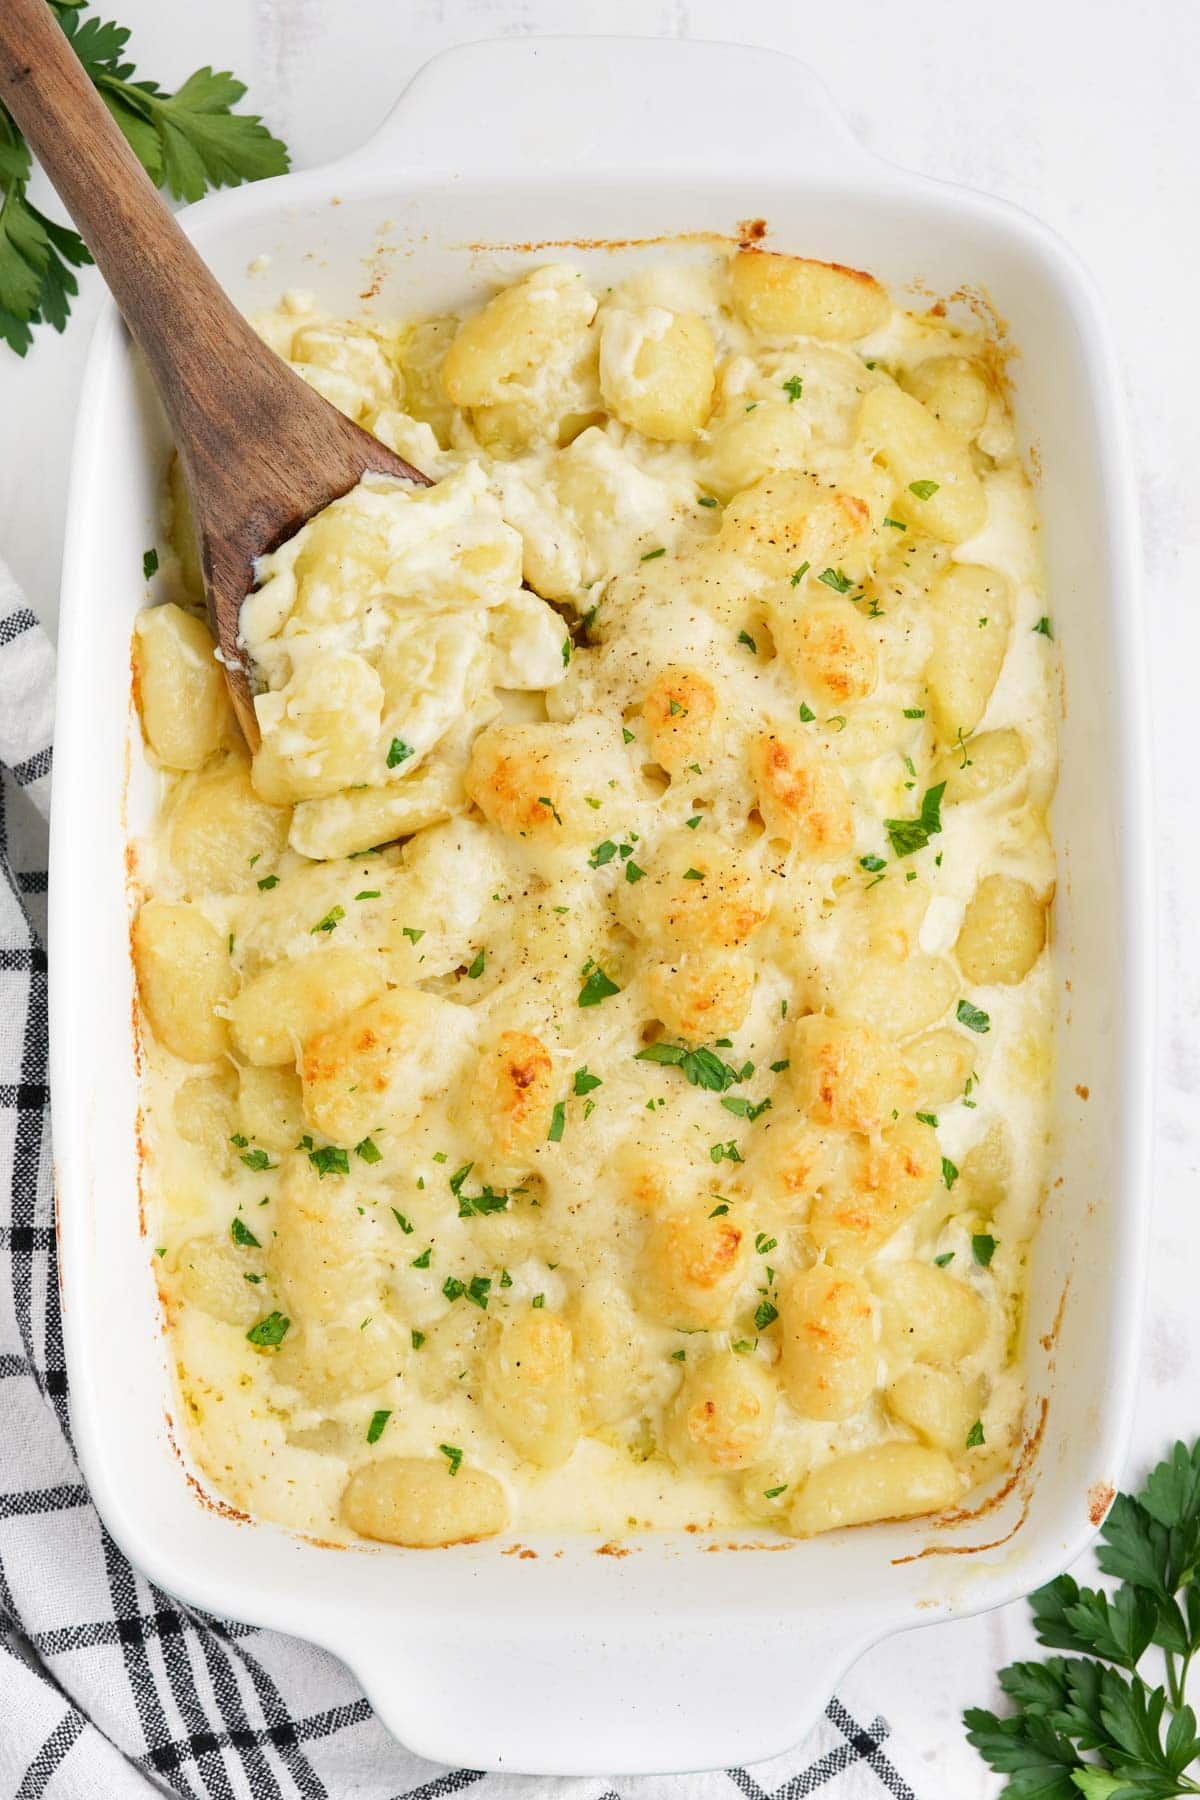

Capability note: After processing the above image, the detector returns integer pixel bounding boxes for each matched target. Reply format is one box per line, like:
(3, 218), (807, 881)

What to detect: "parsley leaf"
(0, 12), (288, 355)
(908, 478), (940, 500)
(636, 1041), (745, 1093)
(386, 738), (414, 768)
(782, 374), (803, 402)
(963, 1436), (1200, 1798)
(883, 782), (946, 858)
(578, 962), (620, 1007)
(818, 567), (854, 594)
(366, 1409), (391, 1445)
(245, 1311), (290, 1348)
(229, 1216), (260, 1249)
(957, 998), (992, 1034)
(307, 1143), (349, 1179)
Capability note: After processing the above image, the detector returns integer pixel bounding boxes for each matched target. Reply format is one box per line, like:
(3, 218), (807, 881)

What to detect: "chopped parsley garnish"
(310, 905), (345, 935)
(411, 1329), (426, 1349)
(307, 1144), (349, 1179)
(466, 949), (486, 979)
(941, 1155), (960, 1190)
(698, 495), (719, 508)
(708, 1201), (730, 1217)
(883, 782), (946, 858)
(442, 1276), (465, 1302)
(916, 1111), (939, 1128)
(531, 1293), (545, 1309)
(245, 1311), (290, 1348)
(548, 1101), (566, 1143)
(769, 1059), (789, 1073)
(782, 374), (803, 402)
(956, 998), (991, 1034)
(796, 701), (816, 724)
(353, 1136), (382, 1165)
(763, 1484), (788, 1499)
(411, 1246), (432, 1268)
(401, 926), (424, 944)
(790, 561), (811, 587)
(386, 738), (414, 769)
(622, 727), (635, 744)
(859, 854), (887, 874)
(965, 1419), (986, 1449)
(737, 629), (758, 653)
(934, 1251), (955, 1267)
(755, 1233), (778, 1254)
(635, 1041), (746, 1093)
(354, 889), (380, 901)
(753, 1300), (779, 1331)
(721, 1094), (772, 1122)
(686, 815), (702, 830)
(710, 1140), (743, 1164)
(537, 795), (563, 825)
(908, 478), (940, 500)
(230, 1216), (261, 1248)
(256, 873), (279, 891)
(883, 517), (907, 531)
(561, 638), (571, 667)
(466, 1275), (492, 1309)
(671, 1348), (686, 1361)
(238, 1147), (275, 1172)
(578, 962), (620, 1006)
(366, 1409), (391, 1445)
(624, 860), (645, 883)
(903, 707), (925, 719)
(390, 1208), (414, 1235)
(818, 567), (854, 594)
(640, 546), (666, 562)
(142, 548), (159, 579)
(972, 1233), (997, 1267)
(682, 867), (703, 881)
(1033, 615), (1054, 638)
(439, 1444), (464, 1477)
(574, 1066), (602, 1096)
(589, 839), (618, 868)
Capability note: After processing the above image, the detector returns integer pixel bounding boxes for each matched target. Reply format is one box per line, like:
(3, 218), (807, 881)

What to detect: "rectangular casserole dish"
(50, 37), (1151, 1775)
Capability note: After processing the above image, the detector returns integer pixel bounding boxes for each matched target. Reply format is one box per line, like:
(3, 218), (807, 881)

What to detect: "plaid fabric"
(0, 560), (935, 1799)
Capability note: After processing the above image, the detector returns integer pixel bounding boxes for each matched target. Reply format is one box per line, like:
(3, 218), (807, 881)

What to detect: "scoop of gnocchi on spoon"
(0, 0), (431, 746)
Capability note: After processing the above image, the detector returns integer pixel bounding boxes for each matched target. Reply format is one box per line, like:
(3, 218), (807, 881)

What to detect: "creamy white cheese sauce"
(136, 251), (1056, 1542)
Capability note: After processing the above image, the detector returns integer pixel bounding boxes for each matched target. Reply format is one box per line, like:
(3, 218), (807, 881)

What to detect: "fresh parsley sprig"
(965, 1439), (1200, 1796)
(0, 0), (289, 355)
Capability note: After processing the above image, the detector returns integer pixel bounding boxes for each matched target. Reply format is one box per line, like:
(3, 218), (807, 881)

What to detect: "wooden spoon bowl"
(0, 0), (432, 746)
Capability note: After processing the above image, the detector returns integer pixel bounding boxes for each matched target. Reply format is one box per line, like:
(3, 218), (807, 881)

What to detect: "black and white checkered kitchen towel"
(0, 557), (936, 1798)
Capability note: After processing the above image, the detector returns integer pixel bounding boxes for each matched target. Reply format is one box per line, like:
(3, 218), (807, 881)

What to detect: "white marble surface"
(2, 1), (1198, 1790)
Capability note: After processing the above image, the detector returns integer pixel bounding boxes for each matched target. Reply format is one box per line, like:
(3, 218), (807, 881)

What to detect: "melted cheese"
(135, 251), (1057, 1545)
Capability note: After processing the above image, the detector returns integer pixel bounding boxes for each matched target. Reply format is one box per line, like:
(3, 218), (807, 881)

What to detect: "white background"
(2, 1), (1198, 1792)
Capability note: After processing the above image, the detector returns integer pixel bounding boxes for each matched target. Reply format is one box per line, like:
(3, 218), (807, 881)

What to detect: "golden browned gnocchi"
(134, 249), (1054, 1546)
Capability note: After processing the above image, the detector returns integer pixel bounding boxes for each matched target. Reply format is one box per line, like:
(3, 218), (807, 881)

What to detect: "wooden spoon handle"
(0, 0), (265, 438)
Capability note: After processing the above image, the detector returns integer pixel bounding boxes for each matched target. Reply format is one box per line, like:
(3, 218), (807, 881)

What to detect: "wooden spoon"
(0, 0), (431, 747)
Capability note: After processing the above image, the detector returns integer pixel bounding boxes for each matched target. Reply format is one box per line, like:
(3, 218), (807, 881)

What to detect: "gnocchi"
(134, 250), (1054, 1546)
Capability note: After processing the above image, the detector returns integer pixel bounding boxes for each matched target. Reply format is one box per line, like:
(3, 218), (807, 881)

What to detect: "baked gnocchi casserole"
(131, 247), (1057, 1548)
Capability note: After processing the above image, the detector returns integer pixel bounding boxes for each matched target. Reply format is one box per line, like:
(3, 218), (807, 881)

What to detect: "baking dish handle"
(338, 37), (879, 184)
(346, 1611), (874, 1775)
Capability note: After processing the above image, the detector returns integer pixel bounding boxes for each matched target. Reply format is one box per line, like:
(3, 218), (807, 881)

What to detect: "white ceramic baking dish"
(50, 37), (1151, 1775)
